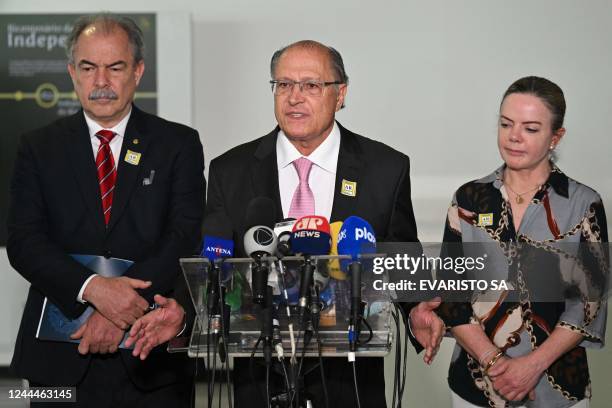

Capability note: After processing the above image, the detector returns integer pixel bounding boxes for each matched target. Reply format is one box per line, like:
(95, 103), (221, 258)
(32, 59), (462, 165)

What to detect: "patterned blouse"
(437, 164), (608, 408)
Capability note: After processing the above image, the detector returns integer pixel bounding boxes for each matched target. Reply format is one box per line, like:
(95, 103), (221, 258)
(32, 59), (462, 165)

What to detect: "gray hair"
(66, 13), (145, 65)
(270, 40), (349, 85)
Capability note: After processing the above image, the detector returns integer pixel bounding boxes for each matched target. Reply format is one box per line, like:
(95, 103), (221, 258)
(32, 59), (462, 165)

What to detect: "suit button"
(104, 250), (112, 258)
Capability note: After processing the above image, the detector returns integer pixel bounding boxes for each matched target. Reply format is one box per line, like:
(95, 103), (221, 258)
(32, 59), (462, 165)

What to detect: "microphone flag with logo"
(290, 215), (331, 255)
(328, 221), (346, 280)
(337, 216), (377, 271)
(201, 212), (234, 260)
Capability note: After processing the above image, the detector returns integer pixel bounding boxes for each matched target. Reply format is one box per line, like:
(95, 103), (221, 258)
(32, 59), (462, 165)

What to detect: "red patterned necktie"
(95, 130), (117, 226)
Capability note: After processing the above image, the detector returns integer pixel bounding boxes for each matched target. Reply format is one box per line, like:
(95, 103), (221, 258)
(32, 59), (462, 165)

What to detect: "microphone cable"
(359, 317), (374, 345)
(391, 303), (410, 408)
(206, 325), (217, 408)
(275, 259), (297, 364)
(249, 337), (266, 404)
(192, 312), (204, 408)
(391, 307), (400, 408)
(312, 285), (330, 408)
(217, 262), (233, 408)
(266, 362), (271, 408)
(351, 359), (362, 408)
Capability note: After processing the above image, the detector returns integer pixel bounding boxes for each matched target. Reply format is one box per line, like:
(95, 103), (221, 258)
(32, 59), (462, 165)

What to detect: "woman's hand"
(487, 354), (543, 401)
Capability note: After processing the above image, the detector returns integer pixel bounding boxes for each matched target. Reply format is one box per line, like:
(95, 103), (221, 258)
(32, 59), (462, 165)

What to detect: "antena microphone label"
(205, 246), (232, 256)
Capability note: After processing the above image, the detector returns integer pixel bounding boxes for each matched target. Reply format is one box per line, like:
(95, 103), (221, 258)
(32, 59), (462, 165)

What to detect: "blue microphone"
(201, 213), (234, 309)
(337, 216), (377, 352)
(201, 212), (234, 362)
(202, 236), (234, 260)
(337, 216), (376, 269)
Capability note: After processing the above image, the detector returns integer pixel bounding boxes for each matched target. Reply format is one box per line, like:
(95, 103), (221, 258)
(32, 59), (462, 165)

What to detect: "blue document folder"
(36, 254), (134, 348)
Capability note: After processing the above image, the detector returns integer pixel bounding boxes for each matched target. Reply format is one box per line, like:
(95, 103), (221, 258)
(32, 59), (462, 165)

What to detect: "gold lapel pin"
(132, 138), (139, 145)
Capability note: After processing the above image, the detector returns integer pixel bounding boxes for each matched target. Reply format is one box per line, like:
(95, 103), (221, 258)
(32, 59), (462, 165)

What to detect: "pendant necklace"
(503, 182), (541, 204)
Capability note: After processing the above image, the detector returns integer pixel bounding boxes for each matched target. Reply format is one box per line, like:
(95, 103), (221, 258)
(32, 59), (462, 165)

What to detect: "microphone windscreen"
(244, 225), (278, 257)
(202, 211), (233, 239)
(337, 216), (377, 271)
(274, 218), (297, 257)
(201, 212), (234, 260)
(290, 215), (331, 256)
(245, 197), (277, 229)
(328, 221), (346, 280)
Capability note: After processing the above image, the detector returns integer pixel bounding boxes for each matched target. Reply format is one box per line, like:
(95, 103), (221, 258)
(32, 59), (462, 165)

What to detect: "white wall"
(1, 1), (611, 406)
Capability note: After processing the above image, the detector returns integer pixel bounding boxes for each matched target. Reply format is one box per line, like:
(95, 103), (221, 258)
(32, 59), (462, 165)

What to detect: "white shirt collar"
(276, 121), (340, 174)
(84, 109), (132, 140)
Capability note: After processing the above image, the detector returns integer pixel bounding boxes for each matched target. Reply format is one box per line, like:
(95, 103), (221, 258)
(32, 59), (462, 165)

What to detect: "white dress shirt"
(77, 110), (131, 303)
(276, 122), (340, 220)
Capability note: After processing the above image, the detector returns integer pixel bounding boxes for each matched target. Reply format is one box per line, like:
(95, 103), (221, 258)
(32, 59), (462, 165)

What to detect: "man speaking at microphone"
(210, 39), (446, 407)
(132, 40), (443, 406)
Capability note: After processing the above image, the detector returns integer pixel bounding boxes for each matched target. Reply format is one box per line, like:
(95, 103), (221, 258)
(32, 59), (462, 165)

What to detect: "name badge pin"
(341, 179), (357, 197)
(124, 150), (141, 166)
(478, 213), (494, 227)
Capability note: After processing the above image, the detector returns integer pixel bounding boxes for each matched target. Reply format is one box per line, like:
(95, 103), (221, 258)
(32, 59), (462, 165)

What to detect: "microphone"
(201, 212), (234, 314)
(261, 286), (274, 365)
(328, 221), (346, 281)
(201, 212), (234, 363)
(291, 216), (331, 326)
(274, 218), (296, 257)
(291, 216), (332, 256)
(272, 312), (284, 360)
(243, 197), (278, 304)
(337, 216), (377, 352)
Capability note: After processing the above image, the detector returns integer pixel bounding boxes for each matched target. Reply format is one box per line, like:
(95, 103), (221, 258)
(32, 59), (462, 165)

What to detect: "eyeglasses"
(270, 79), (343, 96)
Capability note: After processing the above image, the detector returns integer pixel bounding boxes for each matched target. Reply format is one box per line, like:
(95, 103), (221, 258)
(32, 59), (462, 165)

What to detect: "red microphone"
(290, 216), (331, 255)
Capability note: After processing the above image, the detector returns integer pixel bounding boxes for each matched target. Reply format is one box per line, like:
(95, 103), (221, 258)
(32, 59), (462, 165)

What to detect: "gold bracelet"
(478, 348), (499, 367)
(484, 350), (505, 374)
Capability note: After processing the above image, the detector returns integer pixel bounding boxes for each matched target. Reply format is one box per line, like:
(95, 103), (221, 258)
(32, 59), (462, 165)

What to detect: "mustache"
(89, 88), (118, 100)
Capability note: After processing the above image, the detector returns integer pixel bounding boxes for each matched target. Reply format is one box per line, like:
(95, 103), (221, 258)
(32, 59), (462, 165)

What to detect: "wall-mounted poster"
(0, 13), (157, 246)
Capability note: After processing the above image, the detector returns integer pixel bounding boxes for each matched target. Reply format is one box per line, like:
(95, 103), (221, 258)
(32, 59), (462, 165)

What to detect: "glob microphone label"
(252, 227), (274, 246)
(337, 227), (376, 245)
(355, 227), (376, 244)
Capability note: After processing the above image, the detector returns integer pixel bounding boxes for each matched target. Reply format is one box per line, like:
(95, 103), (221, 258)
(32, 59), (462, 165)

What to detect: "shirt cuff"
(175, 316), (188, 337)
(77, 274), (98, 304)
(407, 310), (416, 338)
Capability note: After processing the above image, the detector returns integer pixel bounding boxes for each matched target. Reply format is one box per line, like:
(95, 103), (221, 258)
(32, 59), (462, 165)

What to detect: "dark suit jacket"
(206, 122), (419, 407)
(7, 106), (205, 389)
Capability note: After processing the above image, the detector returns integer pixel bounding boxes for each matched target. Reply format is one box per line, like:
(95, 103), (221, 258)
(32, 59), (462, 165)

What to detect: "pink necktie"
(288, 157), (315, 219)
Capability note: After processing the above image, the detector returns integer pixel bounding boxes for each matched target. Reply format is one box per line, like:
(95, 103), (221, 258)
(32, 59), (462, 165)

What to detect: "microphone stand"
(348, 260), (363, 352)
(207, 260), (221, 408)
(259, 286), (274, 408)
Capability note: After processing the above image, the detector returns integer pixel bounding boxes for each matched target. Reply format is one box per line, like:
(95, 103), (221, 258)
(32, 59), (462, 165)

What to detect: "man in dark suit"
(130, 40), (443, 407)
(207, 40), (441, 408)
(6, 14), (205, 407)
